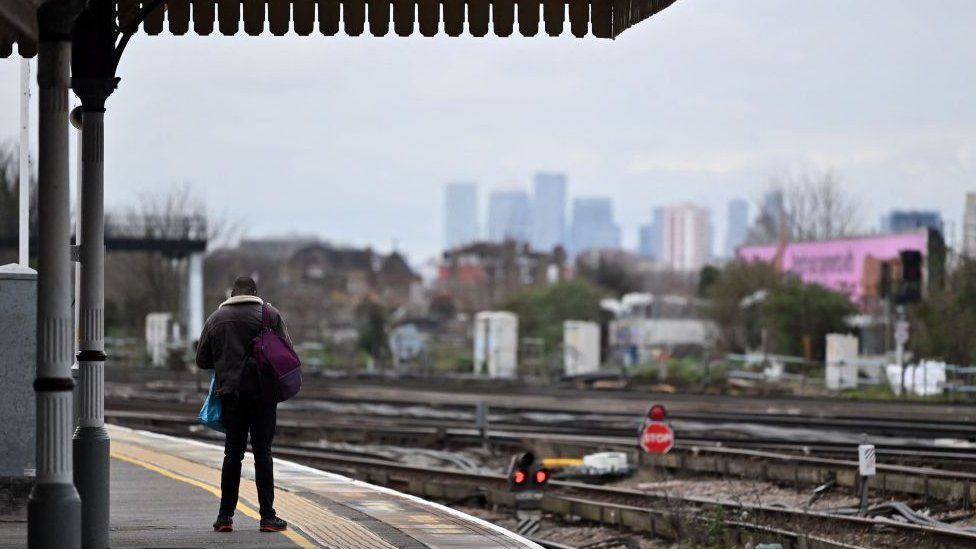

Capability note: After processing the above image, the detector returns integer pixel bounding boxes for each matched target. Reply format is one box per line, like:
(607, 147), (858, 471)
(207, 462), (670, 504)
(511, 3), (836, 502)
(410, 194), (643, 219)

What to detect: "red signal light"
(649, 404), (666, 421)
(513, 469), (527, 484)
(534, 469), (549, 484)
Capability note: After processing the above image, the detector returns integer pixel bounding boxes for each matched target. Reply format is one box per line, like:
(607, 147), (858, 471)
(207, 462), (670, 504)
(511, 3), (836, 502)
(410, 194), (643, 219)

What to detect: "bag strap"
(261, 303), (271, 331)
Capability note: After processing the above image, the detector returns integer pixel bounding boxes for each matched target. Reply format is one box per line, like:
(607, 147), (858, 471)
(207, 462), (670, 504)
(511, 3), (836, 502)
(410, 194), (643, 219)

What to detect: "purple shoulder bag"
(252, 304), (302, 403)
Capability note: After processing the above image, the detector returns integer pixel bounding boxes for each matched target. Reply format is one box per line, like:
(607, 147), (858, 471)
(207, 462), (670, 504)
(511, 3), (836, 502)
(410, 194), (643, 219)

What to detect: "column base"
(28, 481), (81, 549)
(73, 426), (110, 549)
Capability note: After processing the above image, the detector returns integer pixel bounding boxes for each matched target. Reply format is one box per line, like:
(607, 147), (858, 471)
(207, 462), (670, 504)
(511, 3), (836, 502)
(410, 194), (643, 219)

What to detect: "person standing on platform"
(196, 276), (292, 533)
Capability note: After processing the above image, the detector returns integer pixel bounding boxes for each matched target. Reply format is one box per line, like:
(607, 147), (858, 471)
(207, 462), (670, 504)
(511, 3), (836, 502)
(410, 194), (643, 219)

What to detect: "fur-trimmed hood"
(197, 296), (291, 397)
(219, 295), (263, 308)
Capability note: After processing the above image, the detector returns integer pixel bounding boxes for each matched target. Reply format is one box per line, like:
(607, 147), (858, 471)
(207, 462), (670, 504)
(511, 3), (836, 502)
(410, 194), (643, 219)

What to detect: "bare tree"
(0, 141), (37, 264)
(0, 144), (19, 238)
(105, 184), (238, 336)
(748, 170), (861, 244)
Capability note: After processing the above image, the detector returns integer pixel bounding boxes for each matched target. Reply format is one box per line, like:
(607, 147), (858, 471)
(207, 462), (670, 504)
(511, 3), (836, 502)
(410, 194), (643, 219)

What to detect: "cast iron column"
(29, 1), (86, 547)
(72, 98), (113, 549)
(72, 1), (117, 546)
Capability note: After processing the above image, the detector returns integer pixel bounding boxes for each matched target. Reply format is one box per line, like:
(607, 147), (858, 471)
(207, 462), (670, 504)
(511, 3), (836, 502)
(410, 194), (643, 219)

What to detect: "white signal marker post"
(19, 58), (30, 266)
(857, 443), (876, 515)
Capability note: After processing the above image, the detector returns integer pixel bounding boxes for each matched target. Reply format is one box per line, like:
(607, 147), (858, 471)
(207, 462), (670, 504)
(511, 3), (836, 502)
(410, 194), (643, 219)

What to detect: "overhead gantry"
(0, 0), (679, 547)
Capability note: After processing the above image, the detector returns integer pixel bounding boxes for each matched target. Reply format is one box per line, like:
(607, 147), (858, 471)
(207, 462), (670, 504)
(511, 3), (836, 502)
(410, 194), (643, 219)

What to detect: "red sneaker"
(213, 516), (233, 532)
(260, 516), (287, 532)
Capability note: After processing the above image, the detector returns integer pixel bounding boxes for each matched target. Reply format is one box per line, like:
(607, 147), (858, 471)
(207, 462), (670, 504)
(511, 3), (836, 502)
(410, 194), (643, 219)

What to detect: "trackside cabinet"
(0, 264), (37, 492)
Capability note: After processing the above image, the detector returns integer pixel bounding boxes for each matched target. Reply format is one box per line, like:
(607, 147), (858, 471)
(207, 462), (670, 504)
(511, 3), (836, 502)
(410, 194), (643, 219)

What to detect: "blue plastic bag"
(198, 376), (225, 433)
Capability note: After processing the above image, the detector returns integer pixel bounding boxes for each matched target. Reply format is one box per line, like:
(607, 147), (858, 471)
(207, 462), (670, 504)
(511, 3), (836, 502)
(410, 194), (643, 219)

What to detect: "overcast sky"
(1, 0), (974, 264)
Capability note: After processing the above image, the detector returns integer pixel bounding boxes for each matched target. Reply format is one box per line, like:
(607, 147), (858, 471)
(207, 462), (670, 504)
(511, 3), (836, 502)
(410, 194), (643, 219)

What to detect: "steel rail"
(104, 408), (976, 469)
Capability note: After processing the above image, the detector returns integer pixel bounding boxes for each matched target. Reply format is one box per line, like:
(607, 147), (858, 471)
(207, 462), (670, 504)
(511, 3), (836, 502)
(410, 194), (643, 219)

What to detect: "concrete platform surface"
(109, 424), (539, 549)
(1, 425), (540, 548)
(0, 457), (298, 548)
(111, 457), (301, 548)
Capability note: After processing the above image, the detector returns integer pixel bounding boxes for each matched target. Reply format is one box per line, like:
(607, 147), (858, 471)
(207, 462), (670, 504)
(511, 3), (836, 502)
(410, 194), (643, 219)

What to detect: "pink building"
(737, 229), (945, 308)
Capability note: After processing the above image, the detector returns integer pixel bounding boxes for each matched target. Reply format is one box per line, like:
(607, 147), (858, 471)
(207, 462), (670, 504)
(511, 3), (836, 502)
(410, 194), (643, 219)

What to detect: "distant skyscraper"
(443, 182), (479, 249)
(530, 172), (567, 252)
(662, 203), (712, 271)
(762, 189), (786, 231)
(570, 197), (621, 255)
(724, 199), (750, 257)
(964, 193), (976, 259)
(487, 190), (531, 243)
(638, 207), (665, 260)
(881, 210), (944, 235)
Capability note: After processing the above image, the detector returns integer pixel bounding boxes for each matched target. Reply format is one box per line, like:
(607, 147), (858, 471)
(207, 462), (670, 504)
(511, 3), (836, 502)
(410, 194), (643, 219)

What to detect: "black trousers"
(218, 391), (278, 519)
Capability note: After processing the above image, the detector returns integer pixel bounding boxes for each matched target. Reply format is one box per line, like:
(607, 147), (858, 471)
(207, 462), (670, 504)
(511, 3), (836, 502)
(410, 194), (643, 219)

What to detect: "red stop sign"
(640, 422), (674, 454)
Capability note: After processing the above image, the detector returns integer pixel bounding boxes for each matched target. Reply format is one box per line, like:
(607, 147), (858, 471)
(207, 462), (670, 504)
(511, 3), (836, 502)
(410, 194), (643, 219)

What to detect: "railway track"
(106, 408), (976, 505)
(104, 400), (976, 466)
(265, 444), (976, 547)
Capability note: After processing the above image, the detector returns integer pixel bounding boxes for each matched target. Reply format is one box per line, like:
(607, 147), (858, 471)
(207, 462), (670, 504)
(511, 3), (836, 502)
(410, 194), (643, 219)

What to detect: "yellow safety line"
(111, 452), (317, 549)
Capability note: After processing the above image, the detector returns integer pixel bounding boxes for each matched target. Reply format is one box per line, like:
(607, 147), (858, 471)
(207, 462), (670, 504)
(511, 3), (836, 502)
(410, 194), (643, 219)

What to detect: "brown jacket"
(195, 295), (292, 396)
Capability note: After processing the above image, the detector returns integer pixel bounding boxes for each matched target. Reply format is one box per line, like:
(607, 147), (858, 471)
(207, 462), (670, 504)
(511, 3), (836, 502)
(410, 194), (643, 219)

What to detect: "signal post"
(639, 404), (675, 456)
(507, 452), (549, 537)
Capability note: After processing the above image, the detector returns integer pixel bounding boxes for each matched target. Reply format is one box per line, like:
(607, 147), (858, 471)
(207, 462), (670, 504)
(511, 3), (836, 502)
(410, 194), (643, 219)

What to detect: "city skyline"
(444, 177), (972, 265)
(442, 177), (627, 256)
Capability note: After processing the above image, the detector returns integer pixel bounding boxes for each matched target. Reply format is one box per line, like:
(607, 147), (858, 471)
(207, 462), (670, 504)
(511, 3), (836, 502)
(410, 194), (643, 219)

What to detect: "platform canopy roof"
(0, 0), (43, 57)
(1, 0), (677, 57)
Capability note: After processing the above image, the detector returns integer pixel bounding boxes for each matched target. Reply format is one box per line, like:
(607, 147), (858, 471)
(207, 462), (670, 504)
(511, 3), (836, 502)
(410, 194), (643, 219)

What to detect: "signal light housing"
(898, 250), (923, 304)
(648, 404), (666, 421)
(507, 452), (549, 492)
